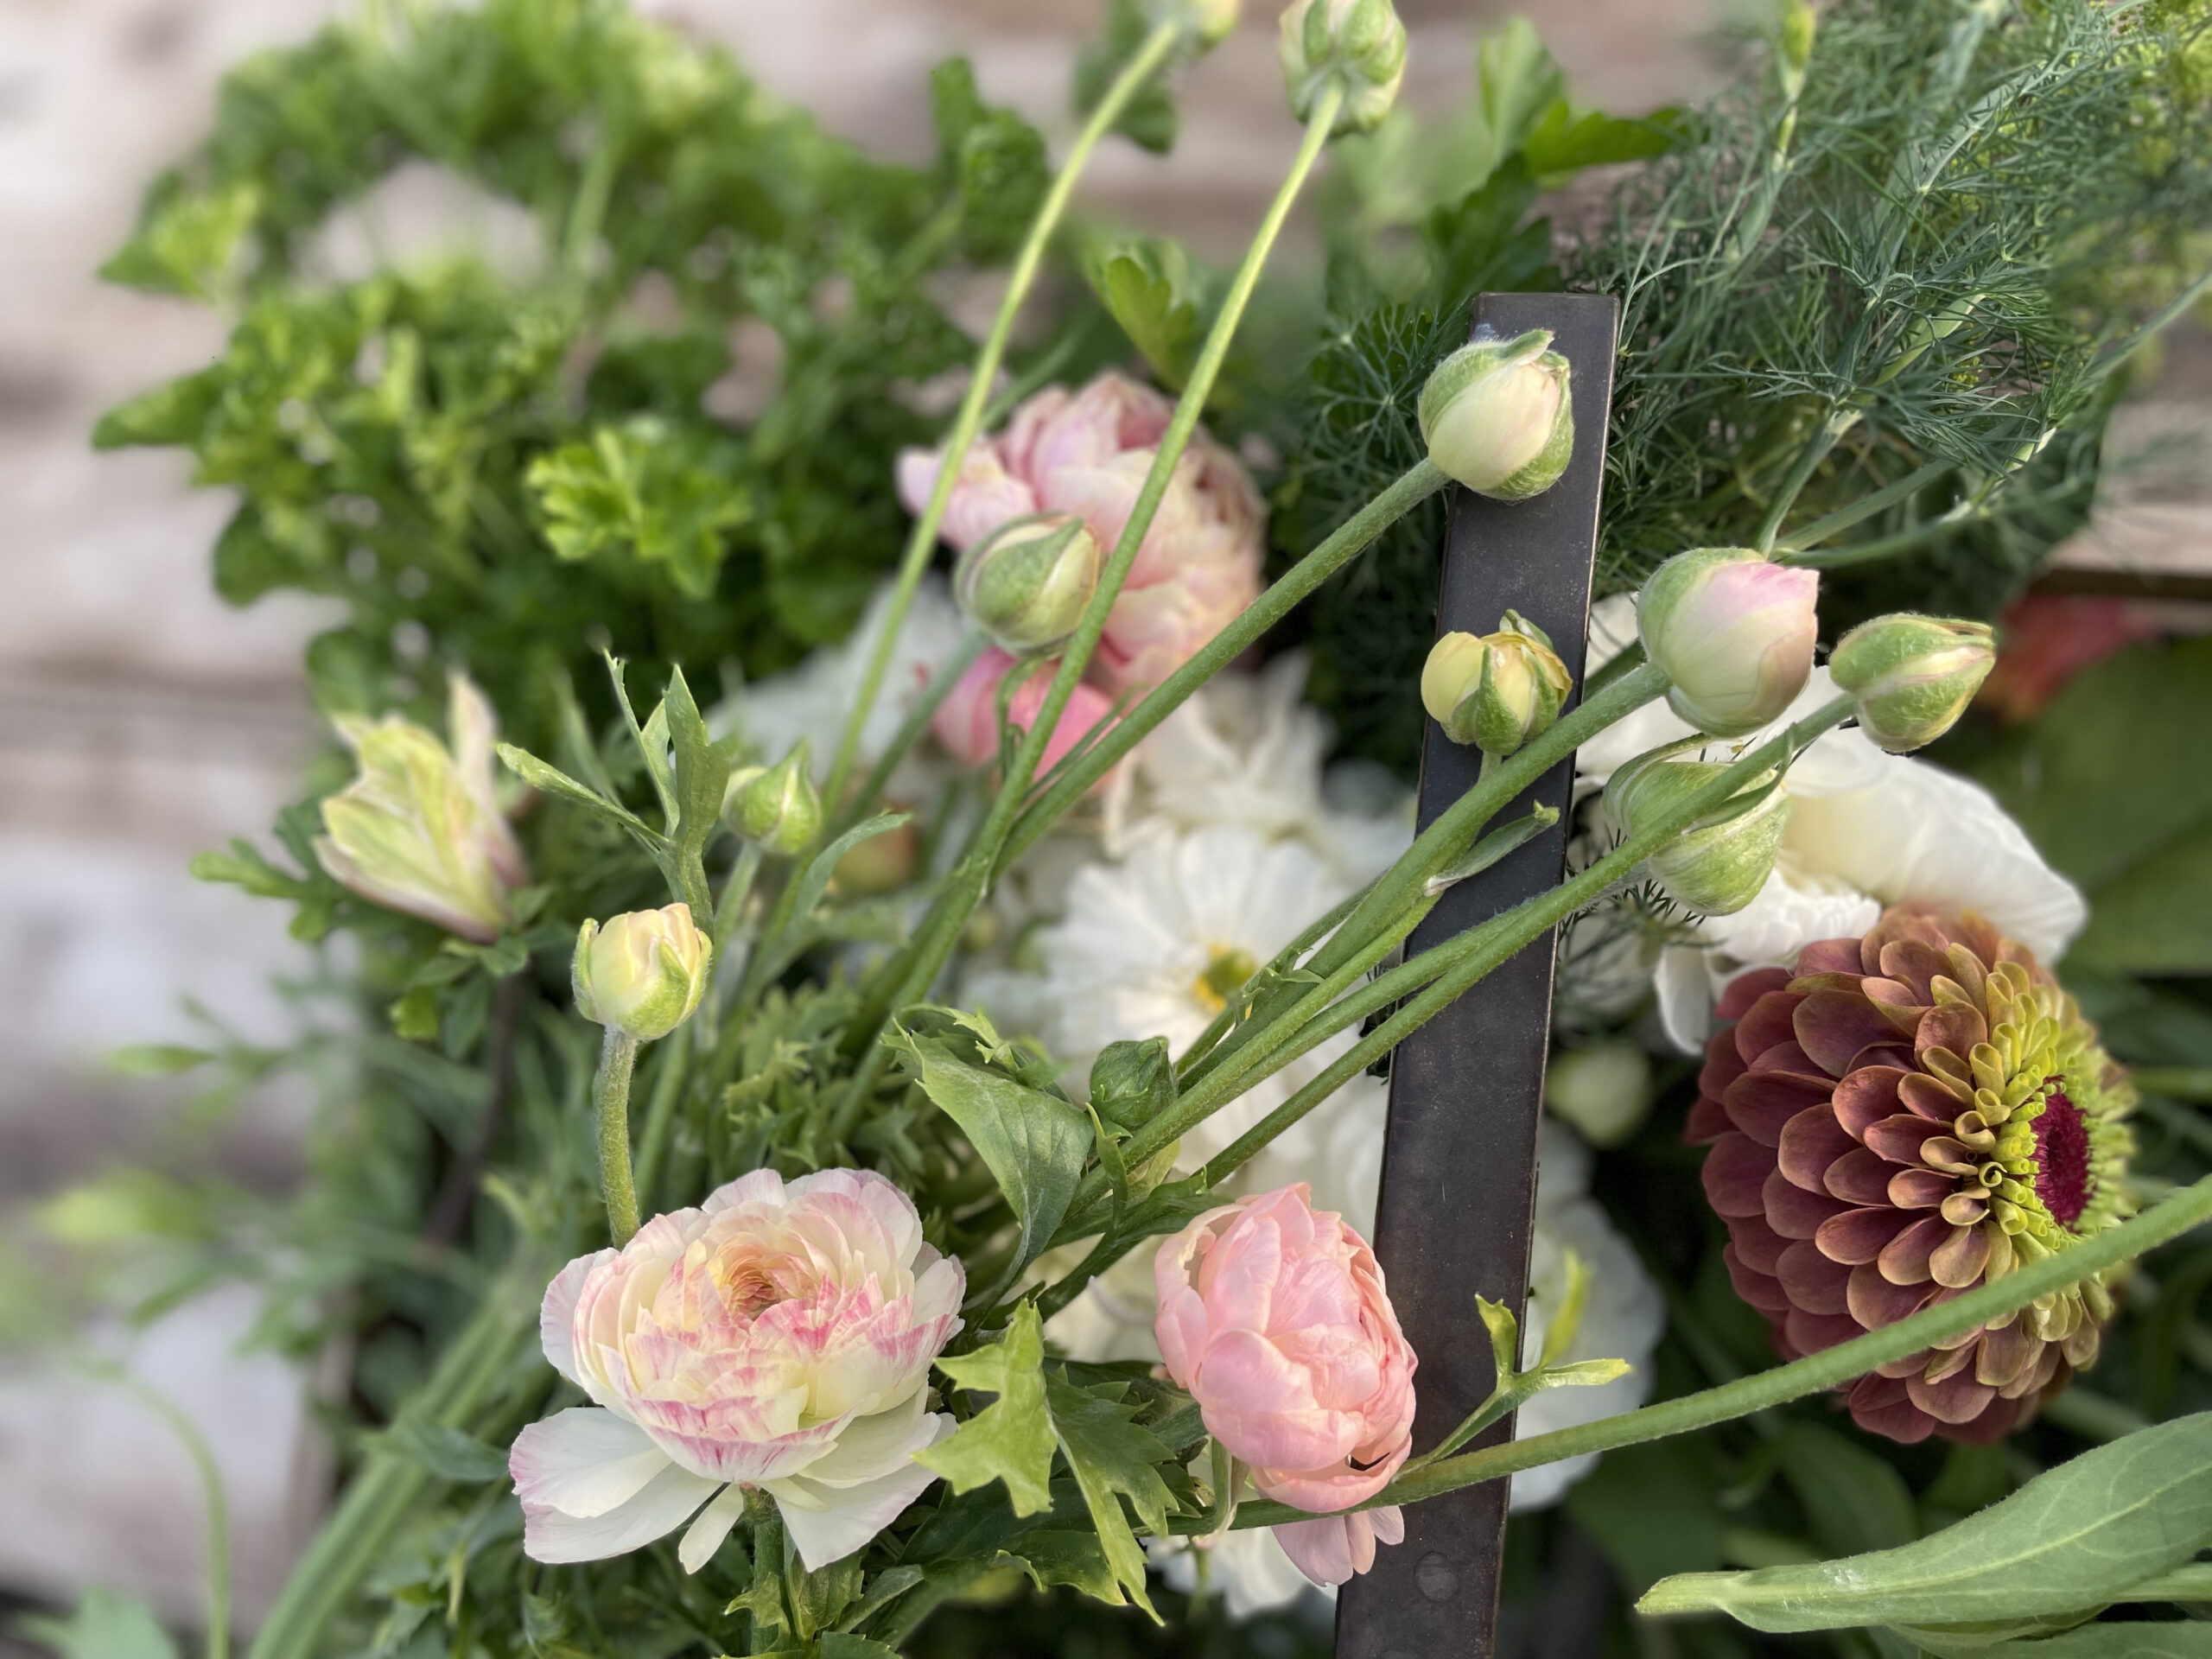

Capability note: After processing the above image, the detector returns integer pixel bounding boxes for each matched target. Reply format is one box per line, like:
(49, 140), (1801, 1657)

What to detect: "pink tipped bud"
(1637, 548), (1819, 737)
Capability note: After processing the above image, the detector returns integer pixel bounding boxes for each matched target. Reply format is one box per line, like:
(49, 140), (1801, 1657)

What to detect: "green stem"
(112, 1374), (231, 1659)
(2120, 1563), (2212, 1605)
(840, 83), (1348, 1067)
(820, 19), (1185, 810)
(1220, 1168), (2212, 1535)
(1785, 500), (1984, 569)
(998, 459), (1450, 872)
(1755, 405), (1862, 554)
(1773, 458), (1951, 554)
(596, 1027), (642, 1245)
(631, 1022), (690, 1214)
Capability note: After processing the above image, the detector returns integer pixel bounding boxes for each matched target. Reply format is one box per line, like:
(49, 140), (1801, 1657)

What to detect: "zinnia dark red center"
(2031, 1080), (2092, 1229)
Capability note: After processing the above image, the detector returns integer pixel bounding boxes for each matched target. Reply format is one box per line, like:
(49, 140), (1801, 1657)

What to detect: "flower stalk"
(595, 1027), (642, 1245)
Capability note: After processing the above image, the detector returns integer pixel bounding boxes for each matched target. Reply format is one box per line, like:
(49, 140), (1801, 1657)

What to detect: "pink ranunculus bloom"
(1154, 1184), (1417, 1589)
(898, 372), (1266, 692)
(931, 646), (1122, 783)
(509, 1168), (963, 1573)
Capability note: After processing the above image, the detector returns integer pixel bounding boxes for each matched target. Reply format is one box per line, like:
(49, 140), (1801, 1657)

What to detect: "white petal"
(1655, 944), (1717, 1054)
(511, 1408), (671, 1518)
(522, 1460), (721, 1564)
(766, 1414), (954, 1570)
(677, 1483), (749, 1574)
(785, 1391), (937, 1488)
(539, 1254), (604, 1388)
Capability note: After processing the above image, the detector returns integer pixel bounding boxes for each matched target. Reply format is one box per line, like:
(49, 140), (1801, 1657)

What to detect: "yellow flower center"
(1192, 945), (1260, 1015)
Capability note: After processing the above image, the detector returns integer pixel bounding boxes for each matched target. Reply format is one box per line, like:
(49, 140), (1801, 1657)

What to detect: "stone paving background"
(0, 0), (2203, 1645)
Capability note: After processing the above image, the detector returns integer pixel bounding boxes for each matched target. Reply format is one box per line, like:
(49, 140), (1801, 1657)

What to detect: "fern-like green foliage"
(93, 0), (1049, 747)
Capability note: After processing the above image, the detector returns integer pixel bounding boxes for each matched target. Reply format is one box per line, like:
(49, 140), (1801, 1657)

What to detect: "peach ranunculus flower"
(897, 372), (1266, 692)
(509, 1168), (963, 1572)
(1154, 1184), (1417, 1588)
(931, 646), (1122, 782)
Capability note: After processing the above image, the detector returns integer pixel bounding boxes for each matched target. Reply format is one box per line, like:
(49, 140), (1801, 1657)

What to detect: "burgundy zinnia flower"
(1692, 907), (2135, 1445)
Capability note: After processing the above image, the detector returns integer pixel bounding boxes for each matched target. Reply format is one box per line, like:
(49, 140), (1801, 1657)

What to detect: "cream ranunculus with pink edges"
(898, 372), (1265, 691)
(1153, 1184), (1416, 1589)
(509, 1167), (963, 1573)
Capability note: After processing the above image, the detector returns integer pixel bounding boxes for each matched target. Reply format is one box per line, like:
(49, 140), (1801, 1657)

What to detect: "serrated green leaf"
(832, 1566), (925, 1636)
(1081, 238), (1198, 390)
(1639, 1413), (2212, 1632)
(924, 1303), (1055, 1516)
(526, 419), (750, 599)
(1045, 1374), (1174, 1619)
(996, 1533), (1121, 1604)
(885, 1020), (1088, 1288)
(364, 1413), (509, 1484)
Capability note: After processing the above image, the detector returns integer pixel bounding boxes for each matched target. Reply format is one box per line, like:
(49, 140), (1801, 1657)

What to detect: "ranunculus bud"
(1637, 548), (1820, 738)
(1827, 613), (1997, 753)
(952, 511), (1102, 657)
(1416, 329), (1575, 501)
(1544, 1039), (1653, 1149)
(1278, 0), (1406, 134)
(722, 741), (822, 855)
(1605, 746), (1790, 917)
(1420, 611), (1573, 759)
(315, 673), (528, 942)
(572, 904), (711, 1042)
(1150, 0), (1240, 47)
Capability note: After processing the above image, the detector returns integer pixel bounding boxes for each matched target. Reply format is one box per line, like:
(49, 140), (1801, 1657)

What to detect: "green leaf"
(1897, 1622), (2212, 1658)
(364, 1413), (510, 1483)
(1775, 1421), (1919, 1557)
(1478, 19), (1566, 160)
(1045, 1374), (1175, 1619)
(16, 1590), (180, 1659)
(924, 1303), (1056, 1516)
(1080, 238), (1199, 390)
(495, 743), (658, 840)
(663, 665), (734, 861)
(832, 1566), (925, 1636)
(885, 1016), (1089, 1287)
(817, 1637), (903, 1659)
(98, 175), (259, 299)
(110, 1045), (217, 1077)
(997, 1531), (1121, 1604)
(526, 418), (750, 599)
(1522, 103), (1681, 177)
(931, 59), (1049, 262)
(1071, 0), (1178, 153)
(1568, 1438), (1732, 1595)
(1638, 1412), (2212, 1631)
(92, 367), (221, 449)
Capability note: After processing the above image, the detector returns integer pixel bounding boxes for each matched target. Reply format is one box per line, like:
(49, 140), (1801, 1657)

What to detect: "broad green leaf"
(1045, 1375), (1175, 1619)
(1775, 1422), (1919, 1557)
(832, 1566), (925, 1636)
(785, 1551), (862, 1643)
(662, 664), (734, 861)
(1478, 19), (1565, 160)
(997, 1532), (1121, 1605)
(364, 1413), (509, 1483)
(817, 1637), (902, 1659)
(1900, 1622), (2212, 1658)
(885, 1020), (1088, 1285)
(1522, 104), (1681, 176)
(1639, 1413), (2212, 1631)
(1081, 238), (1198, 390)
(16, 1590), (180, 1659)
(924, 1303), (1056, 1516)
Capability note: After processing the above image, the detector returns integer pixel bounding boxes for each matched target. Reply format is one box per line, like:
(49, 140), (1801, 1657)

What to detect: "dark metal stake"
(1335, 291), (1619, 1659)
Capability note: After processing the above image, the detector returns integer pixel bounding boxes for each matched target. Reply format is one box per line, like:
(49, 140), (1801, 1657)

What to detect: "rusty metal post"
(1335, 290), (1619, 1659)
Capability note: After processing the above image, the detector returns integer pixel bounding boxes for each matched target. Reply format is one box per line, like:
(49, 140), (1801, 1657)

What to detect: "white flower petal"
(521, 1459), (721, 1565)
(510, 1407), (671, 1519)
(677, 1483), (750, 1574)
(784, 1389), (937, 1488)
(1655, 944), (1718, 1053)
(766, 1414), (955, 1570)
(538, 1253), (602, 1388)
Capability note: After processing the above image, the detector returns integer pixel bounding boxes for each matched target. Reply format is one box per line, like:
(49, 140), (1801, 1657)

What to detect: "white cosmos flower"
(1079, 1080), (1662, 1617)
(720, 576), (968, 793)
(1577, 595), (2086, 1052)
(1109, 653), (1414, 887)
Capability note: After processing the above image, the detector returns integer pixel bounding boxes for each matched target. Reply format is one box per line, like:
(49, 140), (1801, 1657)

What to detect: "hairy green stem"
(840, 83), (1347, 1070)
(1219, 1168), (2212, 1535)
(820, 19), (1185, 810)
(595, 1027), (642, 1245)
(1756, 405), (1862, 553)
(997, 458), (1451, 871)
(632, 1023), (690, 1214)
(1773, 458), (1951, 554)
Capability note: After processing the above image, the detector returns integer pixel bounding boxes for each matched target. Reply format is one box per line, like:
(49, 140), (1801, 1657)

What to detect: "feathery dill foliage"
(1290, 0), (2212, 771)
(92, 0), (1048, 748)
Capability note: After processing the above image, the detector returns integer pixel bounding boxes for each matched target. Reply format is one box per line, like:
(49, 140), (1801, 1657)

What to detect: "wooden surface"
(1336, 291), (1618, 1659)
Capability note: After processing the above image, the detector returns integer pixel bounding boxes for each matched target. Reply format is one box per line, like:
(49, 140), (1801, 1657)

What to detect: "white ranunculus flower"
(1576, 595), (2086, 1052)
(719, 575), (968, 794)
(1109, 653), (1414, 887)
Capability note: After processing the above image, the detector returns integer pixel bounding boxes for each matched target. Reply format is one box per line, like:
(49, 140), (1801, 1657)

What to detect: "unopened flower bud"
(1637, 548), (1820, 738)
(1545, 1039), (1653, 1149)
(1417, 329), (1574, 501)
(572, 904), (711, 1041)
(1278, 0), (1406, 134)
(1421, 612), (1573, 758)
(1150, 0), (1241, 47)
(1605, 746), (1790, 917)
(722, 741), (822, 855)
(953, 512), (1102, 657)
(1828, 613), (1997, 753)
(315, 673), (528, 942)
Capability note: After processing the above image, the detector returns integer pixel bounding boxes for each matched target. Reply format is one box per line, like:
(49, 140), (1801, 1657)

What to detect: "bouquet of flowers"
(37, 0), (2212, 1654)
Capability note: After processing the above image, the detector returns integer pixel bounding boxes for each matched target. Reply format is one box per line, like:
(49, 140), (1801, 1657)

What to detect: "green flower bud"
(1420, 611), (1573, 759)
(722, 741), (823, 855)
(1637, 548), (1820, 738)
(1545, 1039), (1653, 1149)
(1605, 744), (1791, 917)
(1416, 328), (1575, 501)
(1278, 0), (1406, 135)
(953, 512), (1103, 657)
(572, 904), (711, 1041)
(1149, 0), (1241, 48)
(1828, 613), (1997, 753)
